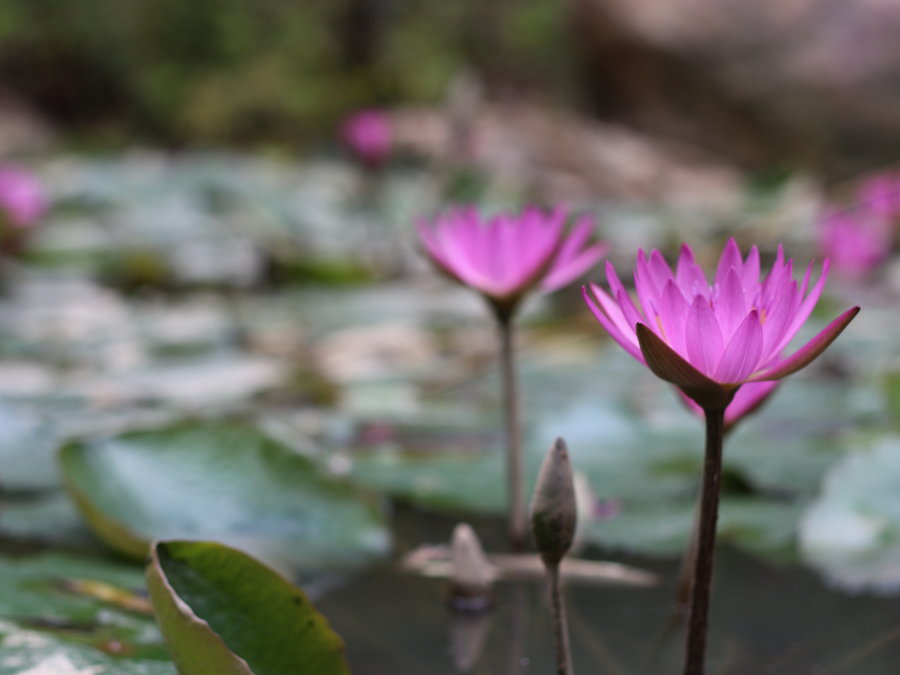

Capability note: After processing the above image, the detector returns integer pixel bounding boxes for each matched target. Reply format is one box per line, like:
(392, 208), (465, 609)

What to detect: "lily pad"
(0, 552), (174, 675)
(59, 422), (391, 573)
(800, 434), (900, 592)
(147, 540), (350, 675)
(583, 497), (803, 559)
(0, 402), (61, 491)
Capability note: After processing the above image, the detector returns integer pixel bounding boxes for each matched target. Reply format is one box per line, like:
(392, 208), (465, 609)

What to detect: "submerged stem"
(548, 563), (573, 675)
(497, 313), (527, 549)
(683, 406), (725, 675)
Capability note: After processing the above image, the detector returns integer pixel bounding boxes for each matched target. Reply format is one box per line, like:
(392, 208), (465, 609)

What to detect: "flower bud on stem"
(531, 438), (577, 675)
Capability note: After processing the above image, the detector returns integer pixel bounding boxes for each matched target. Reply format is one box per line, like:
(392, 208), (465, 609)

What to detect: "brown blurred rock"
(0, 86), (54, 155)
(392, 101), (742, 210)
(571, 0), (900, 173)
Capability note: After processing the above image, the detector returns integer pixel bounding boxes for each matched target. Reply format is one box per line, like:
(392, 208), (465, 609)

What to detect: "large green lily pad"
(59, 422), (391, 573)
(147, 540), (350, 675)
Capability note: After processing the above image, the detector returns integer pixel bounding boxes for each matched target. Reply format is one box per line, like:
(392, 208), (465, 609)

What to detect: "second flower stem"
(497, 314), (527, 549)
(683, 406), (725, 675)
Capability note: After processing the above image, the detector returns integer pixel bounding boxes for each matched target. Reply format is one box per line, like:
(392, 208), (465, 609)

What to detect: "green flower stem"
(497, 314), (527, 549)
(548, 562), (574, 675)
(684, 406), (725, 675)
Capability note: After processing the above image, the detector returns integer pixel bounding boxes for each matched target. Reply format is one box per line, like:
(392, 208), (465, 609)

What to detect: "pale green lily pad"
(800, 435), (900, 592)
(0, 402), (61, 491)
(147, 540), (350, 675)
(0, 491), (97, 549)
(0, 552), (174, 675)
(584, 497), (803, 559)
(59, 422), (391, 573)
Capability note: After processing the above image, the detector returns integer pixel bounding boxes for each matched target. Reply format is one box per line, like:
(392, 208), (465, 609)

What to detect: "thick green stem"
(683, 406), (725, 675)
(497, 314), (526, 549)
(548, 563), (574, 675)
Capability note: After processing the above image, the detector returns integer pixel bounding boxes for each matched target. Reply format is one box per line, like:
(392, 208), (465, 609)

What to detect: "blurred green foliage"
(0, 0), (576, 146)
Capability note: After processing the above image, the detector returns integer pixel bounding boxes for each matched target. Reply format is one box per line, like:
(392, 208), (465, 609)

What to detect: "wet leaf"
(59, 422), (391, 573)
(800, 434), (900, 592)
(583, 497), (803, 559)
(147, 540), (350, 675)
(0, 552), (173, 674)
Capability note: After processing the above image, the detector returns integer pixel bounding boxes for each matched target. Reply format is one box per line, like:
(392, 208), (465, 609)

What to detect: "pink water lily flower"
(584, 239), (859, 412)
(341, 109), (391, 167)
(418, 206), (608, 316)
(817, 208), (890, 281)
(0, 166), (46, 227)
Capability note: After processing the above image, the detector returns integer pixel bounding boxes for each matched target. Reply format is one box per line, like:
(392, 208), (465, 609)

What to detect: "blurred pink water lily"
(341, 109), (391, 167)
(0, 166), (47, 227)
(584, 239), (859, 412)
(857, 173), (900, 219)
(817, 208), (890, 281)
(418, 206), (608, 316)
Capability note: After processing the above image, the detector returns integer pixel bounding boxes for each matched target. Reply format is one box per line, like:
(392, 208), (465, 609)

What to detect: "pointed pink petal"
(648, 249), (675, 288)
(716, 238), (742, 286)
(724, 381), (779, 428)
(634, 250), (660, 315)
(747, 306), (859, 382)
(742, 245), (761, 287)
(588, 282), (638, 344)
(717, 267), (749, 339)
(541, 217), (608, 291)
(606, 261), (643, 322)
(714, 311), (763, 383)
(773, 259), (831, 356)
(676, 245), (708, 298)
(656, 279), (690, 355)
(583, 286), (644, 361)
(685, 296), (724, 376)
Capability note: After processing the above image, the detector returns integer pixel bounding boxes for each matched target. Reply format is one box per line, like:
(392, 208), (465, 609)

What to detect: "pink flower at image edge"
(0, 166), (47, 227)
(418, 206), (608, 313)
(583, 239), (858, 421)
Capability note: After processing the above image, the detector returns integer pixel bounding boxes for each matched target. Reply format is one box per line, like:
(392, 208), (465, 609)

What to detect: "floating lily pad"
(147, 540), (350, 675)
(59, 423), (391, 573)
(584, 497), (803, 559)
(0, 491), (96, 550)
(0, 402), (61, 491)
(0, 552), (173, 675)
(800, 435), (900, 592)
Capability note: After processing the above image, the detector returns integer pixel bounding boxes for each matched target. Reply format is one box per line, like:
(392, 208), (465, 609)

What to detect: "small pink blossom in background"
(0, 166), (47, 227)
(584, 239), (858, 421)
(857, 173), (900, 219)
(418, 206), (608, 314)
(341, 109), (391, 167)
(817, 208), (890, 281)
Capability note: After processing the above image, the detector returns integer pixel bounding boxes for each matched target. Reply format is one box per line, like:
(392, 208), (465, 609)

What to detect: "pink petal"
(541, 217), (608, 291)
(655, 279), (690, 355)
(717, 267), (749, 340)
(583, 286), (644, 361)
(588, 282), (638, 345)
(772, 259), (831, 356)
(714, 310), (763, 383)
(742, 245), (761, 288)
(715, 238), (742, 286)
(676, 245), (708, 298)
(685, 296), (724, 376)
(747, 306), (859, 382)
(724, 381), (779, 428)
